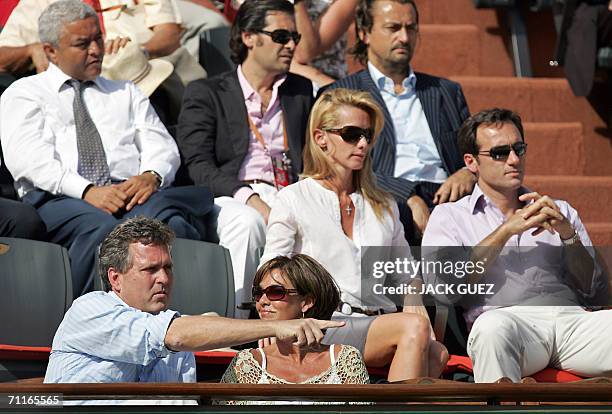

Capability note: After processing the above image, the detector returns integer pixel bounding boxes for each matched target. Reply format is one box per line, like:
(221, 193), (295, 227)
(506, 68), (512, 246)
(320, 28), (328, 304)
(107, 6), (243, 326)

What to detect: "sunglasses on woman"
(258, 29), (301, 45)
(478, 142), (527, 161)
(252, 284), (299, 302)
(323, 126), (373, 144)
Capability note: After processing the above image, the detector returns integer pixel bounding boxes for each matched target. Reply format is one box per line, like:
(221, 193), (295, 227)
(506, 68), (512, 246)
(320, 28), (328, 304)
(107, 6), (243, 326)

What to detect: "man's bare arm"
(0, 44), (48, 74)
(143, 23), (182, 58)
(164, 315), (344, 351)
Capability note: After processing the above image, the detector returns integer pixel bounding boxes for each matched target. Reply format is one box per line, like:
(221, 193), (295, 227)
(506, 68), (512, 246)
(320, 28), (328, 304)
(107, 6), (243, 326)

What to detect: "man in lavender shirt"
(422, 108), (611, 383)
(177, 0), (313, 318)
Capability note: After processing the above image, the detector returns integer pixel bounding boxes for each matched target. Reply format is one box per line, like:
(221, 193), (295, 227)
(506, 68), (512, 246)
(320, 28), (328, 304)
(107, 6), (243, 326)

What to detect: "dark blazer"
(177, 70), (313, 197)
(325, 70), (469, 201)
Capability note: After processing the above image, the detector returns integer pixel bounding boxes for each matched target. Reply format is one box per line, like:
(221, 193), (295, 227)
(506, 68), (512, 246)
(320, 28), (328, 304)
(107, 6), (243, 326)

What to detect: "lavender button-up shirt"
(233, 66), (287, 204)
(422, 184), (604, 326)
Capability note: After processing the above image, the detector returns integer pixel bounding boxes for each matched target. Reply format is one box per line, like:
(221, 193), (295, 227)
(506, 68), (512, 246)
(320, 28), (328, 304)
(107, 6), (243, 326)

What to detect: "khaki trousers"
(467, 306), (612, 382)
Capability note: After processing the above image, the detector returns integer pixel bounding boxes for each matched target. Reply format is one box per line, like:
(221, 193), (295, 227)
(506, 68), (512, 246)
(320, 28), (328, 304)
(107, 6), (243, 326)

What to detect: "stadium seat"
(94, 238), (235, 318)
(198, 26), (234, 77)
(0, 238), (72, 347)
(169, 238), (235, 317)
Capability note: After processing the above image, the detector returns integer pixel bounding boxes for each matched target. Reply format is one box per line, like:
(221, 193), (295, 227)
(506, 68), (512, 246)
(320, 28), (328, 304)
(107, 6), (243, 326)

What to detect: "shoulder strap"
(257, 347), (267, 370)
(257, 348), (269, 384)
(329, 343), (336, 366)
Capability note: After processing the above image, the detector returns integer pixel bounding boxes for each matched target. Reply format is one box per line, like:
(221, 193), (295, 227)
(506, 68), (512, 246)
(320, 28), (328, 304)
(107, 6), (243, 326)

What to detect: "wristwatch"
(561, 231), (580, 246)
(143, 170), (162, 188)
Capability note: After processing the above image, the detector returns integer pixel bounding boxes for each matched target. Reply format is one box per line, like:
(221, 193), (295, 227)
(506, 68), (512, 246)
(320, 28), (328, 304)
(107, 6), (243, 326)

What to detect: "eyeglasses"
(258, 29), (301, 45)
(323, 126), (373, 144)
(252, 284), (299, 302)
(478, 142), (527, 161)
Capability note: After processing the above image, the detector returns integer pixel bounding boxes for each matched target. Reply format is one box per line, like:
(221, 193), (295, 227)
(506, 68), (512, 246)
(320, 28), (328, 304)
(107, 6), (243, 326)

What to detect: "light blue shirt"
(367, 62), (447, 183)
(44, 291), (196, 404)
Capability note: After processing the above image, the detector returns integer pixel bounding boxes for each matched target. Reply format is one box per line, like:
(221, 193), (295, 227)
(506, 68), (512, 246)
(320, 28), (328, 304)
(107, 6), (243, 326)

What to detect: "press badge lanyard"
(247, 115), (293, 190)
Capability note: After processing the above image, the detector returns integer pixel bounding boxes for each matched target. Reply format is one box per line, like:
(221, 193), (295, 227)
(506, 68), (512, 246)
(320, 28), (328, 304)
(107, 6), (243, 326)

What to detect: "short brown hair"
(98, 216), (175, 291)
(254, 254), (341, 320)
(458, 108), (525, 156)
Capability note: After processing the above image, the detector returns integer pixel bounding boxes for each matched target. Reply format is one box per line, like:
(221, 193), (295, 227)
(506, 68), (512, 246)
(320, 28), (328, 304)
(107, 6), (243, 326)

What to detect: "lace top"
(218, 344), (369, 405)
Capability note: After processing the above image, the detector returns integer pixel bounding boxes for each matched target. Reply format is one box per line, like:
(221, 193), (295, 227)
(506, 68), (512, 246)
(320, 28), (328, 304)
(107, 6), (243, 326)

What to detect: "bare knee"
(397, 313), (431, 351)
(434, 341), (449, 367)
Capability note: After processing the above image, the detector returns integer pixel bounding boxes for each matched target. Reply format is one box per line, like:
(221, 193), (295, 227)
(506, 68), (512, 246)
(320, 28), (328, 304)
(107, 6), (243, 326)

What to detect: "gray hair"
(99, 216), (176, 292)
(38, 0), (98, 47)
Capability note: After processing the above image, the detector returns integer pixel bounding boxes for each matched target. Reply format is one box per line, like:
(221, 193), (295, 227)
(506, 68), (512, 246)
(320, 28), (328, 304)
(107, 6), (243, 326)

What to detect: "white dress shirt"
(261, 178), (412, 310)
(0, 64), (179, 199)
(367, 62), (447, 184)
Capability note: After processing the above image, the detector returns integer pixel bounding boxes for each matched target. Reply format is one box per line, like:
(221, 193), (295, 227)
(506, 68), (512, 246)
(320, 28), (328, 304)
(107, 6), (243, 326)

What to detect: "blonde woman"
(260, 88), (448, 382)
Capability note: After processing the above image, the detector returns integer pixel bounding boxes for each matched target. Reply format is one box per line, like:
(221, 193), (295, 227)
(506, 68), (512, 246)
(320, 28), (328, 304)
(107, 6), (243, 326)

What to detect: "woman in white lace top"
(220, 254), (369, 404)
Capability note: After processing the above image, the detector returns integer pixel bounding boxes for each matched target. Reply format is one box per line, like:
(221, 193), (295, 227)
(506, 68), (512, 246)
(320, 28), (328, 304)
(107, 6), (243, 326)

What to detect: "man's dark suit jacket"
(177, 70), (313, 197)
(326, 70), (469, 202)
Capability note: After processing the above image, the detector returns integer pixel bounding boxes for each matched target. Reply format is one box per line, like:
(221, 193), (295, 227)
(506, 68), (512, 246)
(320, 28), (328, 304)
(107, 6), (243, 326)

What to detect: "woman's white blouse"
(261, 178), (412, 310)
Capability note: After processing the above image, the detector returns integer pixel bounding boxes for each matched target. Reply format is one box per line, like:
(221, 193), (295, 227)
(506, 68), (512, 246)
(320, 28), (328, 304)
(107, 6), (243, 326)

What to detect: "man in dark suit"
(177, 0), (313, 317)
(326, 0), (475, 244)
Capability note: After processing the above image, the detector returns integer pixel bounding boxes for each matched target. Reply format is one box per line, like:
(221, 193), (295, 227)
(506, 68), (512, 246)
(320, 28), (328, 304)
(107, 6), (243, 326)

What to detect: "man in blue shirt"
(326, 0), (475, 244)
(44, 216), (343, 393)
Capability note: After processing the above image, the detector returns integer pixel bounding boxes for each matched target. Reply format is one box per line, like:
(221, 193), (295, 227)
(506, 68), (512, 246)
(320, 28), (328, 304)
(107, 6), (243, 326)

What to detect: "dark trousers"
(562, 1), (612, 95)
(23, 186), (213, 297)
(0, 197), (47, 240)
(397, 181), (441, 247)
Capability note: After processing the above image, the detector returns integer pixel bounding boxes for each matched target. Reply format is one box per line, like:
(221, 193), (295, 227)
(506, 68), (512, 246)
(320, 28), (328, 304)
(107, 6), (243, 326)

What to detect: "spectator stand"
(473, 0), (555, 77)
(474, 0), (612, 74)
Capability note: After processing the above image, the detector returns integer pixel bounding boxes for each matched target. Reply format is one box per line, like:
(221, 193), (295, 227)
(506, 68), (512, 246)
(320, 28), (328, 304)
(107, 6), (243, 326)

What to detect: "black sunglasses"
(252, 284), (299, 302)
(258, 29), (301, 45)
(478, 142), (527, 161)
(324, 126), (373, 144)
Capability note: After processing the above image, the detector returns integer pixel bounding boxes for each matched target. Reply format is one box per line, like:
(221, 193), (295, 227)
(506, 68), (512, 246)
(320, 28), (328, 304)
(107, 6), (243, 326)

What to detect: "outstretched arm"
(165, 315), (345, 351)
